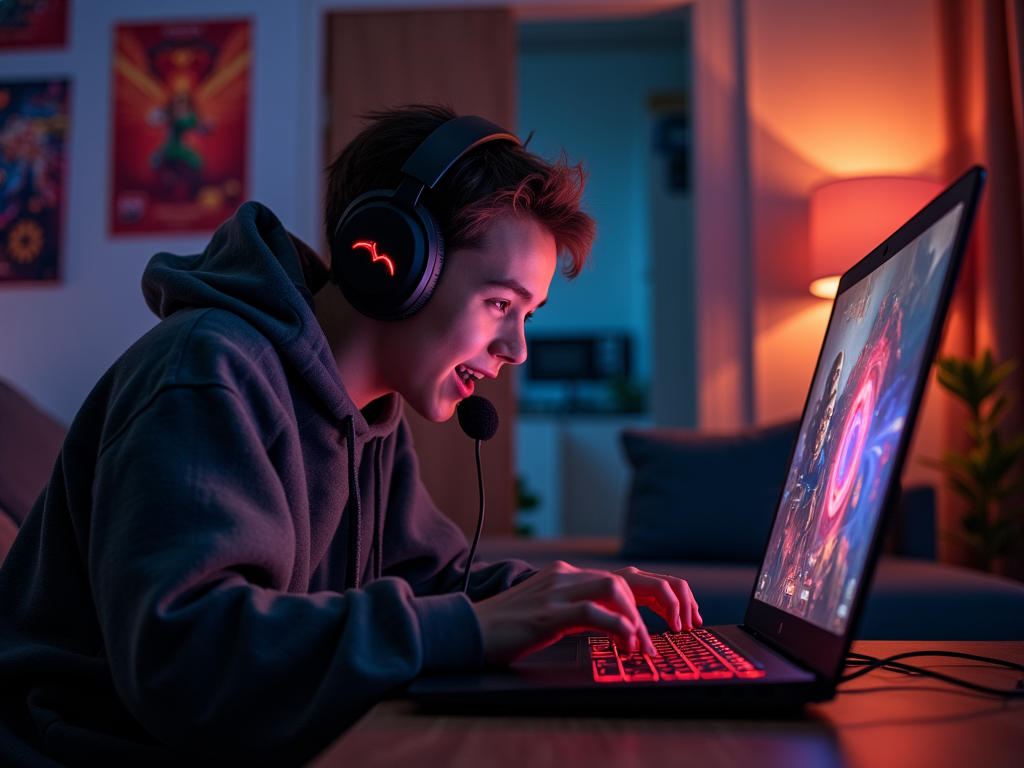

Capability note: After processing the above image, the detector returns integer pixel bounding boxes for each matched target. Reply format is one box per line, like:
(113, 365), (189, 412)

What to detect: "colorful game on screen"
(754, 204), (964, 635)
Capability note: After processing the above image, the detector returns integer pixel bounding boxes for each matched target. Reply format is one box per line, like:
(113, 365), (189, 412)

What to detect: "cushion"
(0, 505), (18, 566)
(476, 538), (1024, 639)
(0, 380), (67, 525)
(620, 421), (800, 562)
(884, 485), (937, 560)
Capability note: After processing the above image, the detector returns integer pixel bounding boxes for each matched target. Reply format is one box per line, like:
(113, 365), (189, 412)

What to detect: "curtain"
(939, 0), (1024, 578)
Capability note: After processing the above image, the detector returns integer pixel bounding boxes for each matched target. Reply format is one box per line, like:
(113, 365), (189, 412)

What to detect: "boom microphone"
(457, 395), (499, 441)
(457, 396), (498, 593)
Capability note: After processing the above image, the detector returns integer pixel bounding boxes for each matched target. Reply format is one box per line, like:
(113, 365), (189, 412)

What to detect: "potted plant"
(928, 350), (1024, 571)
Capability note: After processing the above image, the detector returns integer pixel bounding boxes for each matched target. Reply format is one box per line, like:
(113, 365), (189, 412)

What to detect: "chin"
(434, 400), (459, 422)
(407, 394), (458, 423)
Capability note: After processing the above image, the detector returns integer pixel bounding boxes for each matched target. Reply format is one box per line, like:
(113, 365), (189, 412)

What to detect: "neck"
(313, 282), (391, 411)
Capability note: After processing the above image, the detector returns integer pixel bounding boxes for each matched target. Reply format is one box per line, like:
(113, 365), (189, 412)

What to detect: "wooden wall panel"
(325, 8), (517, 537)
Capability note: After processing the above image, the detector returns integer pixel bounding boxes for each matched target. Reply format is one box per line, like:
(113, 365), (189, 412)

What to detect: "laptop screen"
(753, 203), (964, 636)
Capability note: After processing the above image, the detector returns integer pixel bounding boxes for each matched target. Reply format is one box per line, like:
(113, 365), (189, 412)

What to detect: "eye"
(490, 299), (510, 315)
(525, 312), (534, 324)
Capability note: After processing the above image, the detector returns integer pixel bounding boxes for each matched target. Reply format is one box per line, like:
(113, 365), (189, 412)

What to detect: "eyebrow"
(484, 279), (547, 308)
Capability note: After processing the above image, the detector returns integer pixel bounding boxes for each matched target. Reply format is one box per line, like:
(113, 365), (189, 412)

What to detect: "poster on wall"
(110, 19), (250, 235)
(0, 80), (69, 284)
(0, 0), (69, 50)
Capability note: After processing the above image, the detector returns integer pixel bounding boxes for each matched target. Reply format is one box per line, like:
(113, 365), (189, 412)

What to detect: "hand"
(471, 561), (665, 665)
(613, 567), (702, 633)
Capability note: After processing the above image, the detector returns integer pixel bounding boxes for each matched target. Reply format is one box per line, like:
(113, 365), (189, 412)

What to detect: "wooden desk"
(309, 642), (1024, 768)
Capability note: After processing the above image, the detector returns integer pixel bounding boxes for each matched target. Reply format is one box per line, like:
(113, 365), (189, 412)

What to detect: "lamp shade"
(809, 177), (944, 298)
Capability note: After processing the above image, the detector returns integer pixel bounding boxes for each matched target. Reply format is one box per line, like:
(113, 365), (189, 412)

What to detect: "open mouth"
(454, 364), (483, 397)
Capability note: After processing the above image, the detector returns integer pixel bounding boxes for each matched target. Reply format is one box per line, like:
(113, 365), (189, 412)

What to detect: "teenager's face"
(381, 216), (557, 422)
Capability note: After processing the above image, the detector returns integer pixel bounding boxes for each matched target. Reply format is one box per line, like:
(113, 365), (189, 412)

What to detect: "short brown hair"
(324, 104), (595, 279)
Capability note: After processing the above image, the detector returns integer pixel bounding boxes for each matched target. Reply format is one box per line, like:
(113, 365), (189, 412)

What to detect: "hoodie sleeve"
(378, 417), (536, 599)
(90, 384), (480, 763)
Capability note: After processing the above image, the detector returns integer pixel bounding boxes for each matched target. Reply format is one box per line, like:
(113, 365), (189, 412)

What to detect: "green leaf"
(932, 350), (1024, 561)
(962, 510), (990, 534)
(937, 367), (973, 403)
(989, 358), (1018, 387)
(984, 393), (1013, 428)
(945, 475), (979, 501)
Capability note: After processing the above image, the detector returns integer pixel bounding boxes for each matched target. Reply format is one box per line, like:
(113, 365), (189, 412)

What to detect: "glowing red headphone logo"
(352, 240), (395, 276)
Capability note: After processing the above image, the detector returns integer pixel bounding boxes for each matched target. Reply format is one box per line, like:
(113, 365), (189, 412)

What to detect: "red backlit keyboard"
(589, 629), (766, 683)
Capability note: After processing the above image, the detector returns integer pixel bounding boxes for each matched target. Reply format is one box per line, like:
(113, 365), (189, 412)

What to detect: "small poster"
(110, 19), (250, 235)
(0, 0), (69, 50)
(0, 80), (69, 283)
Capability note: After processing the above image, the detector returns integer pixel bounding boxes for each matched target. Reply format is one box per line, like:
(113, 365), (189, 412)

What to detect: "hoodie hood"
(143, 202), (403, 591)
(141, 201), (400, 438)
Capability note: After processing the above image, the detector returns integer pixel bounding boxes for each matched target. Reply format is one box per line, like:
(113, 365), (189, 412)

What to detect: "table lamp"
(808, 177), (944, 298)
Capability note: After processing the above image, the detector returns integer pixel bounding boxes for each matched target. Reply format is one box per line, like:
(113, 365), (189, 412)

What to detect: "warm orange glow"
(746, 0), (946, 176)
(808, 177), (944, 296)
(747, 0), (950, 428)
(755, 300), (833, 424)
(809, 276), (841, 299)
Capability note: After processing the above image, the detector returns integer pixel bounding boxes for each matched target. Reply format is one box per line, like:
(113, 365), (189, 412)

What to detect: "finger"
(636, 572), (703, 632)
(673, 578), (701, 629)
(609, 574), (657, 656)
(559, 601), (638, 652)
(560, 572), (646, 628)
(562, 572), (656, 656)
(624, 572), (682, 632)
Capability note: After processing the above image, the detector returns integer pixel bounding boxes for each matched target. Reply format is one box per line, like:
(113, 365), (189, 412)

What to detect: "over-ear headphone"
(330, 115), (522, 321)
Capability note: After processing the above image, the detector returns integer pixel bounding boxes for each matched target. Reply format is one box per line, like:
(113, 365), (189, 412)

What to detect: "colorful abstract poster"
(0, 0), (69, 50)
(110, 20), (250, 234)
(0, 80), (68, 283)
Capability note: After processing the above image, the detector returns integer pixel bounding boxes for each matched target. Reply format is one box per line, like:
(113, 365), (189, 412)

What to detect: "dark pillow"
(0, 380), (67, 525)
(0, 505), (17, 566)
(621, 420), (800, 562)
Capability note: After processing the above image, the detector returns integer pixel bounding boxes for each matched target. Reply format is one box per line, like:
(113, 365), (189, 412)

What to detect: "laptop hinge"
(738, 624), (820, 673)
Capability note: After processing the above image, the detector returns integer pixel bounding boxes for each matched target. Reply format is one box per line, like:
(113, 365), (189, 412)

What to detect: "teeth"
(457, 365), (483, 381)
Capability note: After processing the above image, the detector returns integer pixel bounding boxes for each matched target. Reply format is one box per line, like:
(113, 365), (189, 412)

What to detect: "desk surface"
(309, 641), (1024, 768)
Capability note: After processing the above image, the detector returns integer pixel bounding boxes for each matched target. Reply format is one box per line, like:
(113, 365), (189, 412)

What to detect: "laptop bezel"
(742, 167), (986, 682)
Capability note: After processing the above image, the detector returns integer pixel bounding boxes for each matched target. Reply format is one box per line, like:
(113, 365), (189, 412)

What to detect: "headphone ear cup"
(331, 192), (435, 321)
(398, 214), (444, 319)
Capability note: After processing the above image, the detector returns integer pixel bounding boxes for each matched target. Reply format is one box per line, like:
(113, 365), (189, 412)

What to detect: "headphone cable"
(840, 649), (1024, 697)
(462, 438), (485, 594)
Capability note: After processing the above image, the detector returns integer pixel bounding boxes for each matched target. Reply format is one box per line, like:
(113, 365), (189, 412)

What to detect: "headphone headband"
(400, 115), (521, 189)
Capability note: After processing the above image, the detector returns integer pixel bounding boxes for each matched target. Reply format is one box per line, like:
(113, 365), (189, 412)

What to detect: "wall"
(514, 14), (690, 537)
(745, 0), (950, 489)
(0, 0), (315, 423)
(517, 15), (690, 391)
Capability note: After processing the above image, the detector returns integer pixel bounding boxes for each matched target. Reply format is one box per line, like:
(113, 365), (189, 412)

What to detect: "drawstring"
(344, 416), (362, 590)
(343, 419), (384, 589)
(373, 439), (383, 581)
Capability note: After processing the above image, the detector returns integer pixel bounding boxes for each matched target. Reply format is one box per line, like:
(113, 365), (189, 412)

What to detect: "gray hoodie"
(0, 202), (532, 767)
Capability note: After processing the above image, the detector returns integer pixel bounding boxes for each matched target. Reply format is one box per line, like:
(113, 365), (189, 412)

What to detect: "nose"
(490, 320), (527, 366)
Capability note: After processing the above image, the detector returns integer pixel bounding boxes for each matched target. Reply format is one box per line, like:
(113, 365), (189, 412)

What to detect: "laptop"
(408, 166), (986, 712)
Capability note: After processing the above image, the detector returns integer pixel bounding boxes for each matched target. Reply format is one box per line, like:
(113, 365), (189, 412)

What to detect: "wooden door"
(325, 8), (517, 537)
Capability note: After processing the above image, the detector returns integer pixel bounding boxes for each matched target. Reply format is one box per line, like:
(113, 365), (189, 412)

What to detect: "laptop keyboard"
(589, 629), (766, 683)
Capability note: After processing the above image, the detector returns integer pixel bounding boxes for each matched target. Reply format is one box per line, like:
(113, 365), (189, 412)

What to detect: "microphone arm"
(463, 438), (485, 594)
(455, 395), (497, 595)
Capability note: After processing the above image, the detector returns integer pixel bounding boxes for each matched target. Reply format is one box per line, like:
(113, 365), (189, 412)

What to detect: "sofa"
(2, 380), (1023, 640)
(480, 421), (1024, 641)
(0, 380), (67, 564)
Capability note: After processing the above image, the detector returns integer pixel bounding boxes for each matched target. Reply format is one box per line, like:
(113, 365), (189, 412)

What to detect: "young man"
(0, 105), (700, 767)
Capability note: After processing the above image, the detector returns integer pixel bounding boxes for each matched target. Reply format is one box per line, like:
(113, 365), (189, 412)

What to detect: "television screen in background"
(521, 334), (643, 413)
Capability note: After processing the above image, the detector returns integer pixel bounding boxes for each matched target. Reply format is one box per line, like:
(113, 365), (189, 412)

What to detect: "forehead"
(451, 216), (557, 277)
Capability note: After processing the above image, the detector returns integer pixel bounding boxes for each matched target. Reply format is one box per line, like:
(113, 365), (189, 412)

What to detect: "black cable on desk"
(840, 649), (1024, 697)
